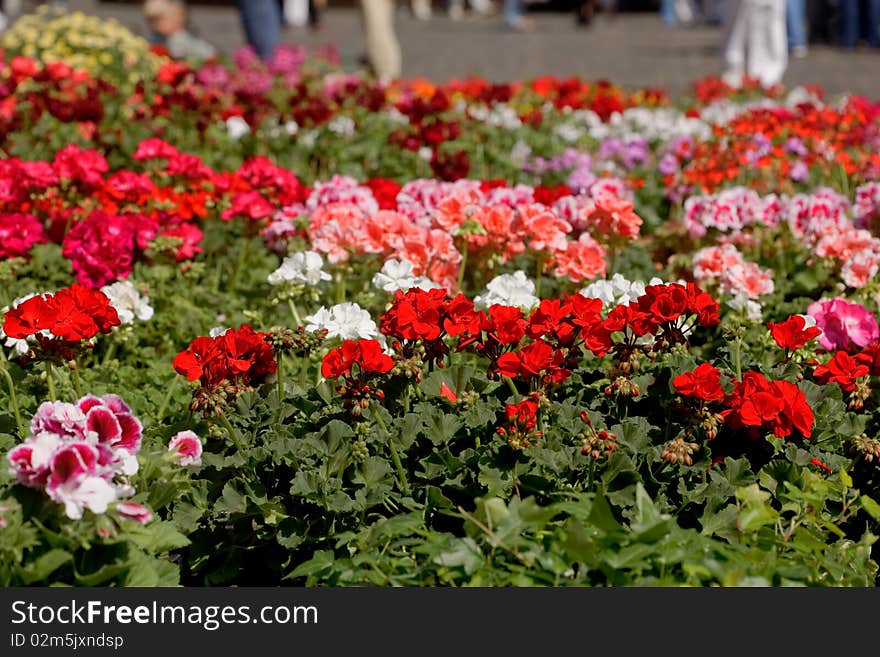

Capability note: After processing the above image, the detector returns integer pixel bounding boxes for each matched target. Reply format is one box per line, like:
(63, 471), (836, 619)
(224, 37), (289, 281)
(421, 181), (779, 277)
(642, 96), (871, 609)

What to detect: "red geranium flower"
(768, 315), (822, 351)
(673, 362), (725, 402)
(321, 339), (394, 378)
(723, 371), (814, 439)
(813, 351), (869, 392)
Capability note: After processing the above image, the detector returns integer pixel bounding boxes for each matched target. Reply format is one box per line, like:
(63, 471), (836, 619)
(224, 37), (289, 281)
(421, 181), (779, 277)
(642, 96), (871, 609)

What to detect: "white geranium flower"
(328, 116), (355, 136)
(305, 302), (378, 340)
(299, 130), (318, 148)
(371, 259), (439, 293)
(509, 140), (532, 168)
(553, 123), (583, 143)
(100, 281), (154, 325)
(418, 147), (433, 162)
(474, 271), (539, 310)
(267, 250), (332, 287)
(226, 116), (251, 140)
(284, 120), (299, 135)
(579, 279), (616, 306)
(580, 274), (662, 309)
(727, 292), (763, 322)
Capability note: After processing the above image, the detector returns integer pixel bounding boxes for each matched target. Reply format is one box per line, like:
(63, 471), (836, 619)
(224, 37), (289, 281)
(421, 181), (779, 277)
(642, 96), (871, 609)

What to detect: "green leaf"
(588, 490), (622, 534)
(433, 537), (483, 575)
(18, 549), (72, 585)
(126, 522), (190, 553)
(860, 495), (880, 521)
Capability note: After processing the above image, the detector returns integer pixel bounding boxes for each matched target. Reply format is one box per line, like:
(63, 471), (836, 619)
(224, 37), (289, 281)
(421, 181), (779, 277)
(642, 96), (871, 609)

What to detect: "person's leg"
(503, 0), (533, 28)
(661, 0), (678, 24)
(838, 0), (859, 46)
(235, 0), (281, 59)
(785, 0), (807, 48)
(361, 0), (401, 79)
(721, 0), (748, 85)
(866, 0), (880, 46)
(747, 0), (787, 84)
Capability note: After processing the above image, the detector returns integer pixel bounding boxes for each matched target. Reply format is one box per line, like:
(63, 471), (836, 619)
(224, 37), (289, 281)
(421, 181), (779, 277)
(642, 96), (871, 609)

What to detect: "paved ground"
(35, 1), (880, 97)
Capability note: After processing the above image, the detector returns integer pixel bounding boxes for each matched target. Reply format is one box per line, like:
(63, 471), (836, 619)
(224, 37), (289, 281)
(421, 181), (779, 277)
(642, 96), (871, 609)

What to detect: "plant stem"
(456, 243), (468, 294)
(230, 235), (249, 289)
(505, 376), (519, 400)
(334, 270), (345, 305)
(734, 335), (742, 381)
(275, 352), (284, 422)
(218, 412), (246, 452)
(287, 298), (302, 328)
(155, 376), (179, 426)
(70, 361), (83, 399)
(45, 361), (57, 402)
(0, 365), (24, 437)
(586, 457), (596, 492)
(102, 338), (117, 365)
(373, 410), (410, 495)
(299, 353), (309, 389)
(535, 252), (545, 300)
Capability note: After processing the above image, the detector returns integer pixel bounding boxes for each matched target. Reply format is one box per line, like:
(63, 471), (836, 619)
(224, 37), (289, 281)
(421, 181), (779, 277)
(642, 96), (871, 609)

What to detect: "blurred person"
(360, 0), (402, 79)
(410, 0), (433, 20)
(721, 0), (788, 86)
(503, 0), (534, 30)
(0, 0), (23, 31)
(282, 0), (323, 29)
(235, 0), (282, 60)
(576, 0), (598, 26)
(144, 0), (216, 61)
(838, 0), (880, 48)
(660, 0), (699, 26)
(446, 0), (494, 20)
(786, 0), (809, 56)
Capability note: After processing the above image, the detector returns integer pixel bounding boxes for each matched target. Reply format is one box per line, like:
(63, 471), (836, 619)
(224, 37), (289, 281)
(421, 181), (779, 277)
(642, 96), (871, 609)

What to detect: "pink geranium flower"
(807, 297), (880, 351)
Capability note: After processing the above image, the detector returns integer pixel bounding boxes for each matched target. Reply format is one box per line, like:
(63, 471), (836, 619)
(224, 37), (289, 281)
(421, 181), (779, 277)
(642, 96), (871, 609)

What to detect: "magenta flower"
(116, 502), (153, 524)
(168, 430), (203, 467)
(807, 297), (880, 351)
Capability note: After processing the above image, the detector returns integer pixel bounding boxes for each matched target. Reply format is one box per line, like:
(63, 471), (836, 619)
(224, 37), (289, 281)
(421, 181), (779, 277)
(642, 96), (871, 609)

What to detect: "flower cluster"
(7, 394), (149, 520)
(321, 338), (394, 415)
(2, 284), (120, 362)
(173, 325), (277, 415)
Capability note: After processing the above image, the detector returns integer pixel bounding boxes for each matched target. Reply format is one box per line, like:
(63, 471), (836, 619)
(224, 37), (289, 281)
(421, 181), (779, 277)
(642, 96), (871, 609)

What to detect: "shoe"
(506, 16), (535, 31)
(791, 45), (808, 58)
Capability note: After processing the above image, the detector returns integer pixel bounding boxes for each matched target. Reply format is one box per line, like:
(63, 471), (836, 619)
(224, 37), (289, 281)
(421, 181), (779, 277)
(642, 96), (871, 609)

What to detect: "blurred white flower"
(226, 116), (250, 140)
(328, 116), (355, 136)
(101, 281), (154, 325)
(267, 250), (332, 287)
(726, 292), (763, 322)
(474, 271), (539, 310)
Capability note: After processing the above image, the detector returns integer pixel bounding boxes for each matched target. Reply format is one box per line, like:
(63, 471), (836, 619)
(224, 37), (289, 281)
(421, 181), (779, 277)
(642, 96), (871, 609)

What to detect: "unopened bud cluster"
(661, 436), (700, 466)
(190, 379), (246, 416)
(604, 376), (640, 398)
(848, 378), (872, 411)
(578, 412), (619, 460)
(851, 434), (880, 463)
(265, 326), (326, 356)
